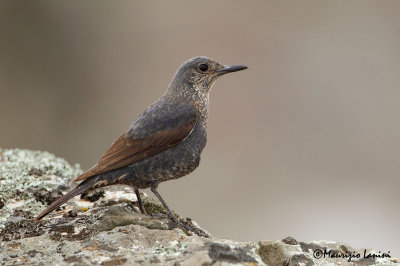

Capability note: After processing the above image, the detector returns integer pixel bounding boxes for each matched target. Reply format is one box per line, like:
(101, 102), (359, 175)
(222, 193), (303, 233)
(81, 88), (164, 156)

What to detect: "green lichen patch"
(142, 196), (181, 219)
(142, 197), (169, 216)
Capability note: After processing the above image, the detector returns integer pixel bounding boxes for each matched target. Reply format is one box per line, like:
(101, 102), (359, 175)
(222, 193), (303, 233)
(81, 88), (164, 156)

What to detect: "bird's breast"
(127, 123), (207, 186)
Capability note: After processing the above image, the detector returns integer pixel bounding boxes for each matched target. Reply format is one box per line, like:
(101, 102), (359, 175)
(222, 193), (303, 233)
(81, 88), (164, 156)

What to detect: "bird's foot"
(148, 212), (209, 237)
(149, 185), (210, 237)
(165, 214), (210, 238)
(175, 220), (194, 236)
(178, 218), (210, 238)
(125, 203), (138, 212)
(126, 201), (147, 215)
(151, 212), (169, 219)
(150, 212), (193, 235)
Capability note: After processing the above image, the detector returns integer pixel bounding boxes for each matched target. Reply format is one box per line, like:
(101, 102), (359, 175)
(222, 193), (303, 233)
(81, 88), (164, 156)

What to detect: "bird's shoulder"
(126, 101), (198, 140)
(72, 102), (198, 183)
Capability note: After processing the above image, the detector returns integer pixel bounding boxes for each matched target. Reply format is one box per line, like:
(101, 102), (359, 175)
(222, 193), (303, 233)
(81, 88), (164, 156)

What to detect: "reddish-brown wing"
(73, 105), (197, 183)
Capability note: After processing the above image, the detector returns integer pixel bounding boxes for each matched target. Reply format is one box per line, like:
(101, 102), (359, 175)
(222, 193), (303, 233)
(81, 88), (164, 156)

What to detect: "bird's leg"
(150, 183), (193, 234)
(150, 184), (179, 224)
(134, 188), (147, 215)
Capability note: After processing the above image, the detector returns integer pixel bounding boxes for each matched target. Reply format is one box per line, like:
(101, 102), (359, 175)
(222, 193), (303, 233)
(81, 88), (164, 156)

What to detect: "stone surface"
(0, 148), (81, 230)
(0, 149), (398, 265)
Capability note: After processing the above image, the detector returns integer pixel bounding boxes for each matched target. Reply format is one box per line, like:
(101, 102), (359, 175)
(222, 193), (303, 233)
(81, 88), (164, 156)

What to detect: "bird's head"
(168, 56), (247, 98)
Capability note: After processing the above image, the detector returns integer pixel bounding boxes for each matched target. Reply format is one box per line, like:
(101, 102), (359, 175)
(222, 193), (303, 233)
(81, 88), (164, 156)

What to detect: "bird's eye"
(198, 64), (209, 72)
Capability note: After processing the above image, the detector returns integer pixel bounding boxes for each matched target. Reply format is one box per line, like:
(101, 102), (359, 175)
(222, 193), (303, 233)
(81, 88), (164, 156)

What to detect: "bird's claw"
(175, 218), (210, 238)
(177, 222), (194, 236)
(151, 212), (169, 219)
(125, 203), (137, 212)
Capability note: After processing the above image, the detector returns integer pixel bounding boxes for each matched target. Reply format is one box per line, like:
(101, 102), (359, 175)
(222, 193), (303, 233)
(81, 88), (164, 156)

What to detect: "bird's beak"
(217, 65), (248, 75)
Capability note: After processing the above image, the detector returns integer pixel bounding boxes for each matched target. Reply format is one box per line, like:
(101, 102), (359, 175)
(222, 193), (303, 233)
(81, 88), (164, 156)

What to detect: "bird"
(34, 56), (247, 232)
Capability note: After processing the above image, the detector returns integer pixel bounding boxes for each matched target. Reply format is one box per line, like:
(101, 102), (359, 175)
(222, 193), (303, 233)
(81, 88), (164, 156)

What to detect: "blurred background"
(1, 0), (399, 255)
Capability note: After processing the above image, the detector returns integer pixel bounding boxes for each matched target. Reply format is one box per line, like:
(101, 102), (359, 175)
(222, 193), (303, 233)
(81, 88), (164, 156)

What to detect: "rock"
(0, 148), (81, 229)
(258, 240), (395, 266)
(258, 240), (304, 265)
(93, 205), (175, 232)
(282, 236), (299, 245)
(0, 149), (397, 265)
(206, 242), (258, 264)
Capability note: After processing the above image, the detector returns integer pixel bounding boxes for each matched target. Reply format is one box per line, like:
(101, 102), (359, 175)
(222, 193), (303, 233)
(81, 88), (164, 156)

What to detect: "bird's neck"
(192, 92), (209, 129)
(164, 86), (210, 128)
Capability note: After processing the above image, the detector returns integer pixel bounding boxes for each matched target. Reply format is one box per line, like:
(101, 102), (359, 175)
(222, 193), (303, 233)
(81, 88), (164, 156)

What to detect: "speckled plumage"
(106, 104), (207, 189)
(35, 56), (247, 226)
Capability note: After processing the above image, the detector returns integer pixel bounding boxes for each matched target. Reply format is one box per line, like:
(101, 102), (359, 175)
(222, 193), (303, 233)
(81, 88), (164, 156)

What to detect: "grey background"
(1, 1), (399, 255)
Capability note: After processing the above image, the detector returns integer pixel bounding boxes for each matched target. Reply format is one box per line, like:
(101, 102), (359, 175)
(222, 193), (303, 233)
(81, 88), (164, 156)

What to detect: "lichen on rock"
(0, 149), (398, 265)
(0, 148), (81, 229)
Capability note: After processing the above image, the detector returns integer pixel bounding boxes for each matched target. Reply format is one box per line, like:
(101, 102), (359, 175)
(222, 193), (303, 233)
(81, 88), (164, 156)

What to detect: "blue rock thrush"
(34, 56), (247, 233)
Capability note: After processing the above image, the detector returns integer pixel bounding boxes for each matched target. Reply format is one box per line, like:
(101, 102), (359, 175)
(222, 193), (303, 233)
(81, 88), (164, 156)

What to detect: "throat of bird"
(194, 94), (209, 128)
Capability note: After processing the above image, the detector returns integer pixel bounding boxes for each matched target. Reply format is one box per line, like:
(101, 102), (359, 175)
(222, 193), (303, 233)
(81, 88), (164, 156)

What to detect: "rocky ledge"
(0, 149), (398, 265)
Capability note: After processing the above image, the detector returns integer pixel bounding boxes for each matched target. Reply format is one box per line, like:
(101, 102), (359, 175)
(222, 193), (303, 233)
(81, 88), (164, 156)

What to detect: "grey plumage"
(34, 56), (247, 230)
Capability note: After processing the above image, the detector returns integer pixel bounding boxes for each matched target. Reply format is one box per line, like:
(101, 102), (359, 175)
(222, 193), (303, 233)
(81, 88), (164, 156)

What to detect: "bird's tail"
(34, 175), (102, 222)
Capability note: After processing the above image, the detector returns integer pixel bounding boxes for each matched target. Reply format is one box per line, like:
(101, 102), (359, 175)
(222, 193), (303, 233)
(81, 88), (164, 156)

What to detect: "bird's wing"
(73, 104), (197, 183)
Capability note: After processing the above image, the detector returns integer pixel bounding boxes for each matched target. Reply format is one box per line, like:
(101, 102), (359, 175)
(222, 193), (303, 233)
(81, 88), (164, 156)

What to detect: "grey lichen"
(152, 240), (189, 259)
(0, 148), (82, 228)
(0, 148), (398, 265)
